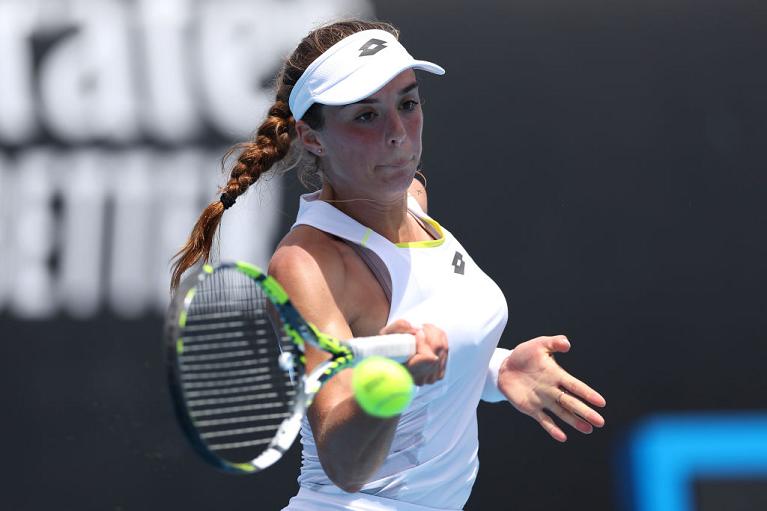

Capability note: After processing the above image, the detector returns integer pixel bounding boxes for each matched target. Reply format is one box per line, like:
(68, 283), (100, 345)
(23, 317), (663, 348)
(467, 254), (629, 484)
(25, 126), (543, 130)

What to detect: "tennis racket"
(165, 261), (416, 474)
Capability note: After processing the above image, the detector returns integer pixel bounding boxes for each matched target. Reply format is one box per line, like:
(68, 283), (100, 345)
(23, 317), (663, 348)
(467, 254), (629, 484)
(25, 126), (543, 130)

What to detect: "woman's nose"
(387, 113), (407, 146)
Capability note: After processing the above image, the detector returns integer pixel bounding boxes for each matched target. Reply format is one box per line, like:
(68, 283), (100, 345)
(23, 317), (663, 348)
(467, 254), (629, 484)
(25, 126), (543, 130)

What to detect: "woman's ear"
(295, 120), (324, 157)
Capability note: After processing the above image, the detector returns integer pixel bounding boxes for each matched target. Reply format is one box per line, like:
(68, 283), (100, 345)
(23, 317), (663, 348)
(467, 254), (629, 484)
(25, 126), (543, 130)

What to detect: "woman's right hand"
(379, 319), (448, 385)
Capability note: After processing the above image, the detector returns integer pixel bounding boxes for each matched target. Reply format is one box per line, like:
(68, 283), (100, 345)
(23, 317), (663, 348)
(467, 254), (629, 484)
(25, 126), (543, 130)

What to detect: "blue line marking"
(627, 413), (767, 511)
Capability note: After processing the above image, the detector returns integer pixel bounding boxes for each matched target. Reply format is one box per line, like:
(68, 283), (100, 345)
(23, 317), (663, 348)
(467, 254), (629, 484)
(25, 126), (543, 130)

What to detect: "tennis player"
(172, 19), (606, 511)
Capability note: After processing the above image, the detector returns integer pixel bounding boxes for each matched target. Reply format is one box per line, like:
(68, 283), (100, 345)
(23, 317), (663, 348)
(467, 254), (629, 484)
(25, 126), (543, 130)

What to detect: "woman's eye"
(355, 111), (376, 122)
(402, 100), (420, 111)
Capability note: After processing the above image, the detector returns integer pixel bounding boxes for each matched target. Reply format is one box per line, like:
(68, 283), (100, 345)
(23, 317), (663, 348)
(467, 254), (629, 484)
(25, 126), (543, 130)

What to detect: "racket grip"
(346, 333), (417, 363)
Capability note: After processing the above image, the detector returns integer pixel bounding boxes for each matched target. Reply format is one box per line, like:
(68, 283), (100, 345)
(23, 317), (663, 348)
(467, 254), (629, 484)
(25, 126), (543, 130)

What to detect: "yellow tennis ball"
(352, 356), (414, 418)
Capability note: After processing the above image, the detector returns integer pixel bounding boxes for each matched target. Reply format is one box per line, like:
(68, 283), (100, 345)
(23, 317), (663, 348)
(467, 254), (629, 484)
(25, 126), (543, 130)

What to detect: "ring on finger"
(556, 389), (567, 405)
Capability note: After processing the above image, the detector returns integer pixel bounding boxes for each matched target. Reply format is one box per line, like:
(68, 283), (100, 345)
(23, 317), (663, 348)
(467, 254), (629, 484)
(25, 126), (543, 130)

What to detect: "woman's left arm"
(410, 178), (603, 440)
(496, 336), (606, 442)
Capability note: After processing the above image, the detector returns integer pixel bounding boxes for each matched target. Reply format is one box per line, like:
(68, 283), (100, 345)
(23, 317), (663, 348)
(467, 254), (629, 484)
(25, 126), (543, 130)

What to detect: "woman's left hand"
(498, 335), (606, 442)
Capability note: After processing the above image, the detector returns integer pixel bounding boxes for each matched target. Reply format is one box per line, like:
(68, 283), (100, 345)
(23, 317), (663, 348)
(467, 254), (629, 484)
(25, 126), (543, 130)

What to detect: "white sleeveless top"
(283, 191), (510, 511)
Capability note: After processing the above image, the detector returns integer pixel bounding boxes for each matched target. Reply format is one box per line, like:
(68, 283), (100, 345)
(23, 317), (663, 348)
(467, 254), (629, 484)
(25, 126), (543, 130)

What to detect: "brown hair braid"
(170, 19), (399, 289)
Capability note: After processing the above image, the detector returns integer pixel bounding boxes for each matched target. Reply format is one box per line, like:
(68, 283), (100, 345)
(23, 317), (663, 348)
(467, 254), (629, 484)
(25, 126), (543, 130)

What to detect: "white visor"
(288, 29), (445, 120)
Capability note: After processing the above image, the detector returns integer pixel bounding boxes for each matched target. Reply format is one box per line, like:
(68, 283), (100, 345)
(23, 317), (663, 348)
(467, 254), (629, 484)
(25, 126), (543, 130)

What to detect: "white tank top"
(283, 191), (509, 511)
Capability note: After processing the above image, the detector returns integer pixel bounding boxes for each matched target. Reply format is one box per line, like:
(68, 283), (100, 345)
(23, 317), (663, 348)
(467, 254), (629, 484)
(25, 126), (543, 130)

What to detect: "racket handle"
(345, 333), (417, 363)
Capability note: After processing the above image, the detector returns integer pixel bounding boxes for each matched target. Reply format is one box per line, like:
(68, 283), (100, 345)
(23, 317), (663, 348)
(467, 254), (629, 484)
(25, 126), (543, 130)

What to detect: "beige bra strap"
(344, 241), (393, 303)
(340, 211), (435, 303)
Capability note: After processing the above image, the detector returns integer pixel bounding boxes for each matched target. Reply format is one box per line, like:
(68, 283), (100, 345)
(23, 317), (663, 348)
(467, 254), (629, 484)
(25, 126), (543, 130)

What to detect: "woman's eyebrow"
(341, 82), (419, 108)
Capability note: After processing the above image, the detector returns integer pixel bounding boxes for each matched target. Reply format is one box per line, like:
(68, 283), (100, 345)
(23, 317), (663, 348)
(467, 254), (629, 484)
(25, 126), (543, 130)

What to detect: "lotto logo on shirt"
(452, 251), (466, 275)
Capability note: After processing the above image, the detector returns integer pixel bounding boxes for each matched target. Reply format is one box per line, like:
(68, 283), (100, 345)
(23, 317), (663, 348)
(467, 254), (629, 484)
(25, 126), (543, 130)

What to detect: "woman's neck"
(318, 185), (428, 244)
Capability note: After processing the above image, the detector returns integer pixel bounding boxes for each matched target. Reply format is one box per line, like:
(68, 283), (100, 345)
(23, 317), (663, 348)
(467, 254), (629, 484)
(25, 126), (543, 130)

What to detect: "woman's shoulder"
(269, 225), (347, 288)
(267, 226), (353, 327)
(268, 225), (386, 333)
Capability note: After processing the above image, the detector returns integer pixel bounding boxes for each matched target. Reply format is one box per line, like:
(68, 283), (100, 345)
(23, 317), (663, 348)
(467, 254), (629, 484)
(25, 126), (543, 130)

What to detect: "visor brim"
(313, 59), (445, 107)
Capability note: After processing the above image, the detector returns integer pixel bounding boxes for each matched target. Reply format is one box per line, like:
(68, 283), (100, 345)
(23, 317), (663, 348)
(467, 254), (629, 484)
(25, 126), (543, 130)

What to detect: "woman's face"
(302, 69), (424, 202)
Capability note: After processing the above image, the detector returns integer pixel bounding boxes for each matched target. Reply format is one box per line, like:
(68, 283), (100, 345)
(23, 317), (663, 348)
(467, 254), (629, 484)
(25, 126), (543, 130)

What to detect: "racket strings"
(178, 268), (300, 462)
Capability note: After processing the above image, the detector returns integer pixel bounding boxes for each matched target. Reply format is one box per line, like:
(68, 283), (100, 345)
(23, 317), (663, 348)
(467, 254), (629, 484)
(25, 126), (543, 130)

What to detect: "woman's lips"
(379, 158), (412, 168)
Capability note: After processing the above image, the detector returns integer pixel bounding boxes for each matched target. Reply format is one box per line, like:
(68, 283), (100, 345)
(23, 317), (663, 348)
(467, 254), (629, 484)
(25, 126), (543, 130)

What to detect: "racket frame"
(166, 261), (414, 475)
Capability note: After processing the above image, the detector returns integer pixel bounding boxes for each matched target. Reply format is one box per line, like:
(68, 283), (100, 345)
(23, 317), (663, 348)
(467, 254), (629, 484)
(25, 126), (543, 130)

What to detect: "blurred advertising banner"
(0, 0), (374, 319)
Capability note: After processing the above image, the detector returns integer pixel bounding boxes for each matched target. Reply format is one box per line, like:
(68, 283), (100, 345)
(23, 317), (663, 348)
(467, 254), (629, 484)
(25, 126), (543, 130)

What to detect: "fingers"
(405, 323), (448, 386)
(379, 318), (417, 336)
(535, 411), (567, 443)
(511, 335), (607, 441)
(537, 336), (607, 418)
(423, 324), (447, 356)
(534, 388), (605, 442)
(380, 319), (443, 381)
(561, 375), (607, 408)
(406, 328), (438, 385)
(540, 335), (571, 354)
(551, 395), (596, 434)
(555, 388), (606, 430)
(423, 323), (448, 381)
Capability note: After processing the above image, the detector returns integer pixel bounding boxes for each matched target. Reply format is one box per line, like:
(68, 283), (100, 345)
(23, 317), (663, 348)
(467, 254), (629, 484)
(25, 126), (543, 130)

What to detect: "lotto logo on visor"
(358, 38), (388, 56)
(288, 29), (445, 120)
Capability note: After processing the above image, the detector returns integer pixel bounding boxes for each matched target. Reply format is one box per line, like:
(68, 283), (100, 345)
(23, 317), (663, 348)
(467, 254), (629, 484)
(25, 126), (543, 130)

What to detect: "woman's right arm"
(268, 237), (447, 492)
